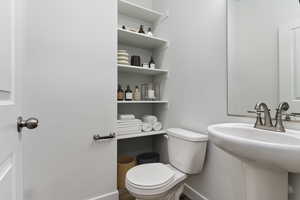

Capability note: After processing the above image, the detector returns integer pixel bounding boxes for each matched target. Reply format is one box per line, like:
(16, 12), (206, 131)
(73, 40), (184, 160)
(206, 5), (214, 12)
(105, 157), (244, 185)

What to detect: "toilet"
(125, 128), (208, 200)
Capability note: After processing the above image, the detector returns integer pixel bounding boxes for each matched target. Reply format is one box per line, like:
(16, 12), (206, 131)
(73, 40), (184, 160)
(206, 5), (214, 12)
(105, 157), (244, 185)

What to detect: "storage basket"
(117, 156), (136, 189)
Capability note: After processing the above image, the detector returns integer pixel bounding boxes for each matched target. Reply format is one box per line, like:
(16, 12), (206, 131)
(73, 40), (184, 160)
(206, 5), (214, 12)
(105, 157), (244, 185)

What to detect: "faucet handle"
(277, 102), (290, 112)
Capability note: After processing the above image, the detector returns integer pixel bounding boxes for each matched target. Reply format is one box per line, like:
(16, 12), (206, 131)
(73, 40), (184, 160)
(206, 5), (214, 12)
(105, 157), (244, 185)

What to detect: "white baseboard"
(86, 184), (205, 200)
(183, 183), (208, 200)
(86, 190), (119, 200)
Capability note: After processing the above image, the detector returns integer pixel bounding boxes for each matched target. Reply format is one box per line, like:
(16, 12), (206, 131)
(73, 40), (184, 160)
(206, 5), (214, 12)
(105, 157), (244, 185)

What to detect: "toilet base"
(135, 183), (184, 200)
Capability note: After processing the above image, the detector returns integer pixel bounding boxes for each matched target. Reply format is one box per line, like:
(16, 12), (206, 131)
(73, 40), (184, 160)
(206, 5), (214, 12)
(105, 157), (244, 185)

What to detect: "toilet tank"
(167, 128), (208, 174)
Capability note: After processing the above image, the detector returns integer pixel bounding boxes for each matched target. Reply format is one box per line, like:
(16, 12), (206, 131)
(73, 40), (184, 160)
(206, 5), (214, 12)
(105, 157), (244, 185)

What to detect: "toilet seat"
(126, 163), (187, 197)
(126, 163), (175, 189)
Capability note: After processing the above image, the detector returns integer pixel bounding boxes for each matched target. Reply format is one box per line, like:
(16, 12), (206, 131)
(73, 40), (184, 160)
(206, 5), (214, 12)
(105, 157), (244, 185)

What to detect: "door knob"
(17, 116), (39, 133)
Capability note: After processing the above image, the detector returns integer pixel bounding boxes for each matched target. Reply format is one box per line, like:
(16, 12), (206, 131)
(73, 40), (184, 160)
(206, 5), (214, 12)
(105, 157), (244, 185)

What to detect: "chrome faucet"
(250, 102), (290, 132)
(253, 102), (274, 131)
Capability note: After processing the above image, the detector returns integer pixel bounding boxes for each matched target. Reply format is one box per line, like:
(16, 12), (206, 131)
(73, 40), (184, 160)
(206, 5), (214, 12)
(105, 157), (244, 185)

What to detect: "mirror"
(227, 0), (300, 116)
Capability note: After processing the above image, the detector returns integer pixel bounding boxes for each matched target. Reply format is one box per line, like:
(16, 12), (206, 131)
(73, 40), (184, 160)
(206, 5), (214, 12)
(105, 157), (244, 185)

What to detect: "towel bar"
(93, 133), (116, 141)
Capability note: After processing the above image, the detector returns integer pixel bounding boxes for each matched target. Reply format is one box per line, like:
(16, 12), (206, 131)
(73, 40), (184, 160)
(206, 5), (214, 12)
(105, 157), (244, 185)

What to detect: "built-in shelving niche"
(117, 0), (168, 139)
(117, 1), (169, 197)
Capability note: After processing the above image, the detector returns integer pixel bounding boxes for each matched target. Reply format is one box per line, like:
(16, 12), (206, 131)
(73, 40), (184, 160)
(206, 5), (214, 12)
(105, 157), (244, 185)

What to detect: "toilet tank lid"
(167, 128), (208, 142)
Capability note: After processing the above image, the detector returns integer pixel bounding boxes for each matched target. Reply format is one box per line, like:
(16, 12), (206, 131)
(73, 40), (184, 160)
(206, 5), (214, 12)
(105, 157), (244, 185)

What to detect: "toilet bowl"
(126, 163), (186, 200)
(125, 128), (208, 200)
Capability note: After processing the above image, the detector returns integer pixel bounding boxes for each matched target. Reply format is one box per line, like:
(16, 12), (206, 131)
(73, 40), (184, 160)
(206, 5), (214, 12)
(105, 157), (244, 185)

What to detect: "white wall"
(152, 0), (300, 200)
(152, 0), (247, 199)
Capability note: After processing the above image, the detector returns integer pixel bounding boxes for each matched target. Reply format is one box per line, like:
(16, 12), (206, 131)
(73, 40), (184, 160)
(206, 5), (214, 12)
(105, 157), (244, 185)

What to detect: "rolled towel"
(142, 123), (152, 132)
(142, 115), (158, 125)
(152, 122), (162, 131)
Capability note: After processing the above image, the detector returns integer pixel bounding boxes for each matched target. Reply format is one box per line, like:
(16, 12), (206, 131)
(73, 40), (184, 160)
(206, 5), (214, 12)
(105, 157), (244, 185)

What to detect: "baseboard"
(183, 183), (208, 200)
(86, 190), (119, 200)
(86, 184), (205, 200)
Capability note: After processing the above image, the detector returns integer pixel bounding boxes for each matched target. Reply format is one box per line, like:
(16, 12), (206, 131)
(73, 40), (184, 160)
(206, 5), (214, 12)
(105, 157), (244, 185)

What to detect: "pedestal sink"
(208, 123), (300, 200)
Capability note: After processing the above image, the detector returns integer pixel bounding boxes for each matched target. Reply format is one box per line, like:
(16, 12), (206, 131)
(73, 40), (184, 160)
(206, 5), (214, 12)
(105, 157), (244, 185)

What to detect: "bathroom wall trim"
(86, 190), (119, 200)
(184, 183), (209, 200)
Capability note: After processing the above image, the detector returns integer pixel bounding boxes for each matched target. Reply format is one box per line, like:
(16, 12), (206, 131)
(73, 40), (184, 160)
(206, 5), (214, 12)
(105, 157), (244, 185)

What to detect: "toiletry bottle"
(138, 25), (145, 34)
(149, 57), (155, 69)
(133, 86), (141, 101)
(147, 27), (153, 36)
(147, 83), (155, 100)
(125, 85), (133, 101)
(117, 84), (124, 101)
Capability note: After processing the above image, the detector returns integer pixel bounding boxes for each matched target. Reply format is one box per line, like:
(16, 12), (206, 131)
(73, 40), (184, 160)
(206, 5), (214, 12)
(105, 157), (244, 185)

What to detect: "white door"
(22, 0), (117, 200)
(0, 0), (23, 199)
(279, 20), (300, 112)
(0, 0), (117, 199)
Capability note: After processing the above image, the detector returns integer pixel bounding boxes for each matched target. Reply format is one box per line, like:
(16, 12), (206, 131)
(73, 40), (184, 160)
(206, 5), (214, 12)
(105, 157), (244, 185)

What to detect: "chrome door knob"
(17, 116), (39, 133)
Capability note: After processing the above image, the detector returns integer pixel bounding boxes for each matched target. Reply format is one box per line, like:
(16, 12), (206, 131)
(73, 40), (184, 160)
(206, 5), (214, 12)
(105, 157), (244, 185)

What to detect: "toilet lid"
(126, 163), (175, 189)
(167, 128), (208, 142)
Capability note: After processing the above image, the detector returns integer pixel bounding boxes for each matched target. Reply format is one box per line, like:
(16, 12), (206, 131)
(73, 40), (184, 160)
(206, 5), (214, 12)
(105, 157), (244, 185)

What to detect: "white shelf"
(118, 0), (163, 23)
(116, 2), (169, 142)
(118, 100), (168, 104)
(118, 28), (167, 49)
(117, 130), (166, 140)
(118, 64), (168, 75)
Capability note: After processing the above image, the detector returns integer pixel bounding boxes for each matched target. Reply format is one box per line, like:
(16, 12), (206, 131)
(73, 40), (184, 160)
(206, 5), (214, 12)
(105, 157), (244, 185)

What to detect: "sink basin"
(208, 123), (300, 200)
(208, 123), (300, 173)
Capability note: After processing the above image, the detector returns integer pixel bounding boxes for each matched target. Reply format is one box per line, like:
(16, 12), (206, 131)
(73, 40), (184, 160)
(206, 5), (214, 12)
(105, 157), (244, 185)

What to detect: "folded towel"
(117, 120), (142, 128)
(117, 119), (141, 123)
(117, 52), (129, 56)
(142, 123), (152, 132)
(118, 114), (135, 120)
(152, 122), (162, 131)
(116, 125), (142, 135)
(118, 60), (129, 63)
(116, 130), (142, 135)
(118, 57), (129, 60)
(117, 126), (142, 132)
(117, 124), (142, 129)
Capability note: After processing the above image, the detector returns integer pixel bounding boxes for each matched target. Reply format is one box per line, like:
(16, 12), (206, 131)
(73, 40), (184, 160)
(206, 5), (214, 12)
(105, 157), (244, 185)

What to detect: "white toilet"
(125, 128), (208, 200)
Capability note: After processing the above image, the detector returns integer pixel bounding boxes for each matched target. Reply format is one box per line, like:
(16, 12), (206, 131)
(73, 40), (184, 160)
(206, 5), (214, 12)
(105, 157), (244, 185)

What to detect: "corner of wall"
(183, 183), (209, 200)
